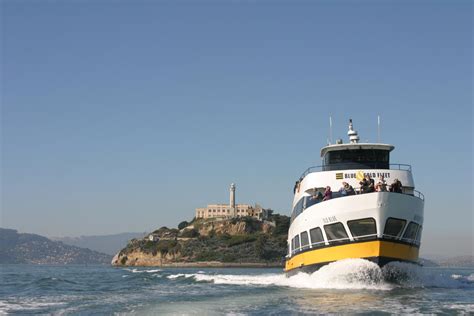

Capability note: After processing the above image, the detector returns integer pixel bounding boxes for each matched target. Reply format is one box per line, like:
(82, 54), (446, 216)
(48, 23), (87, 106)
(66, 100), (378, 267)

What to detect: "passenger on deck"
(316, 191), (324, 201)
(375, 176), (387, 192)
(307, 192), (317, 205)
(339, 182), (348, 196)
(323, 186), (332, 201)
(390, 179), (403, 193)
(359, 178), (369, 194)
(360, 175), (375, 194)
(366, 175), (375, 193)
(345, 182), (355, 195)
(339, 182), (355, 196)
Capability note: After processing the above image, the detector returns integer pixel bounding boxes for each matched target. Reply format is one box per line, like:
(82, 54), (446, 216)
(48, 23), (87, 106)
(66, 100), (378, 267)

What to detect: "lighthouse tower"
(230, 183), (236, 217)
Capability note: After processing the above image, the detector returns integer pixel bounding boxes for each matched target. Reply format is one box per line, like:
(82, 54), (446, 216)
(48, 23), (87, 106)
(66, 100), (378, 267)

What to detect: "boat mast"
(348, 119), (360, 144)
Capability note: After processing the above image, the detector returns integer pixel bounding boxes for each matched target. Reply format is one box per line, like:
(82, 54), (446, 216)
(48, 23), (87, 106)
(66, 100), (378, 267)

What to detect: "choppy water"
(1, 259), (473, 314)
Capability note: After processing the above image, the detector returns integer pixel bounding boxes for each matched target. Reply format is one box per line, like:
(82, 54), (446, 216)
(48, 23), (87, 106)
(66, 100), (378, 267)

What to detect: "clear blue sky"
(1, 1), (472, 256)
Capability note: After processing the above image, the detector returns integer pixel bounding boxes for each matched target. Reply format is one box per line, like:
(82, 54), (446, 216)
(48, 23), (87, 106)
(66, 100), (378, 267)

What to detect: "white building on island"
(195, 183), (269, 220)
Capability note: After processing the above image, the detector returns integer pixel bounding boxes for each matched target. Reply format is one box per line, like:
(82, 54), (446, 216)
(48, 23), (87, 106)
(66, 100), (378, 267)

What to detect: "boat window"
(323, 149), (390, 171)
(402, 222), (419, 243)
(291, 198), (305, 223)
(347, 218), (377, 241)
(305, 195), (319, 209)
(300, 231), (309, 250)
(294, 234), (300, 250)
(324, 222), (349, 245)
(383, 218), (406, 239)
(415, 226), (422, 243)
(309, 227), (325, 248)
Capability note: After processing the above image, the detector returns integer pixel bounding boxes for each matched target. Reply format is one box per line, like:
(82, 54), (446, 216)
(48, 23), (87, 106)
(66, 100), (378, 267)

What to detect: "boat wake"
(165, 259), (474, 290)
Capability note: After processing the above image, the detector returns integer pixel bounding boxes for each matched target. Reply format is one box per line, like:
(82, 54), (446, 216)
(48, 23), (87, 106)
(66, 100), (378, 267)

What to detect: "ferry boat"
(285, 119), (424, 276)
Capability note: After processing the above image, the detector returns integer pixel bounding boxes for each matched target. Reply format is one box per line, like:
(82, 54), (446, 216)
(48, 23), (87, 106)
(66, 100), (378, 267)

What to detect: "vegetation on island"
(112, 214), (290, 267)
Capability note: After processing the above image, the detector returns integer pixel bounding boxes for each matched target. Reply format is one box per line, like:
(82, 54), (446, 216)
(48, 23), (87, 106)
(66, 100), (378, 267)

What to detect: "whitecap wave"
(166, 273), (196, 279)
(188, 259), (391, 290)
(443, 304), (474, 313)
(124, 268), (162, 274)
(384, 261), (474, 288)
(467, 273), (474, 282)
(169, 259), (474, 290)
(0, 299), (65, 313)
(450, 273), (474, 284)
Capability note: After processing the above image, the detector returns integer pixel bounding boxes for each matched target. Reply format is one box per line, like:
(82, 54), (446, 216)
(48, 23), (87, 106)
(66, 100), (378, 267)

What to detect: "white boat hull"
(285, 192), (424, 275)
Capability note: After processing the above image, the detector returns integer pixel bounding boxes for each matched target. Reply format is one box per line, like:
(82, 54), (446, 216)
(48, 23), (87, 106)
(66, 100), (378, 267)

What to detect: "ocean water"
(1, 259), (473, 315)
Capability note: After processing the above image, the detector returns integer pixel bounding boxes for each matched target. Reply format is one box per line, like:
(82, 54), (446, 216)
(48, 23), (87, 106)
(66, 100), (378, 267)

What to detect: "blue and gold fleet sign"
(336, 170), (391, 180)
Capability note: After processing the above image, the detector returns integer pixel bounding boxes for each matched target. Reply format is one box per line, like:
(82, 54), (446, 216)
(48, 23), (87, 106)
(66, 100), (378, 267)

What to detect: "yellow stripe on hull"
(285, 240), (419, 272)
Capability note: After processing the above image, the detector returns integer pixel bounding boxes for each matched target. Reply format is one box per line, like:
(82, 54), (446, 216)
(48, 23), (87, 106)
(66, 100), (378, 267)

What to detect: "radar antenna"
(348, 119), (360, 144)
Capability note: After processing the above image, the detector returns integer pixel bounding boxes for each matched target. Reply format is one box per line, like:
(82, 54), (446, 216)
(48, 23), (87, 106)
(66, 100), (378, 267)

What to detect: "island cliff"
(112, 214), (290, 267)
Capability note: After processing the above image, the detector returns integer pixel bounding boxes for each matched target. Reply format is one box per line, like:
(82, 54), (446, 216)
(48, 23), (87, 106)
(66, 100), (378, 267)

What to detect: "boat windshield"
(323, 149), (389, 171)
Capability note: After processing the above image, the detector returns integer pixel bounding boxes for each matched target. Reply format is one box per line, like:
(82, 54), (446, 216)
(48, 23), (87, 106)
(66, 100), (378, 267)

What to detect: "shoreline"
(113, 261), (284, 268)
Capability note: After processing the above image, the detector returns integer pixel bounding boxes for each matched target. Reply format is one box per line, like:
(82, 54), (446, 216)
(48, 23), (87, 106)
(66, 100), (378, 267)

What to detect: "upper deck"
(320, 143), (395, 171)
(290, 119), (424, 223)
(315, 120), (396, 172)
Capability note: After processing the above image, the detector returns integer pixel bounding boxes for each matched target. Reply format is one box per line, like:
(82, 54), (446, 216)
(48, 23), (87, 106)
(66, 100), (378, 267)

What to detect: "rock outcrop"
(112, 215), (289, 267)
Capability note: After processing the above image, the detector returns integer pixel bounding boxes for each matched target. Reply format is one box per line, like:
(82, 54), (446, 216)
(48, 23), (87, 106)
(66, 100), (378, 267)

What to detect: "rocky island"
(112, 214), (290, 267)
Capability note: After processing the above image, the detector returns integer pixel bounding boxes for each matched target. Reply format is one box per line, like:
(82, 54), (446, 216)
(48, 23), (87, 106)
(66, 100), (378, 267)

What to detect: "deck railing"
(288, 234), (419, 258)
(291, 190), (425, 223)
(383, 234), (421, 246)
(299, 163), (412, 180)
(412, 190), (424, 201)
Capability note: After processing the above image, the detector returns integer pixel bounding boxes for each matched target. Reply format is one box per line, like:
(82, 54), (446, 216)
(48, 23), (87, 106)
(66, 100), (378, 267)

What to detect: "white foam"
(384, 261), (474, 288)
(0, 299), (65, 313)
(450, 273), (474, 284)
(124, 268), (161, 274)
(467, 273), (474, 282)
(170, 259), (474, 290)
(166, 273), (196, 279)
(191, 259), (392, 290)
(444, 304), (474, 313)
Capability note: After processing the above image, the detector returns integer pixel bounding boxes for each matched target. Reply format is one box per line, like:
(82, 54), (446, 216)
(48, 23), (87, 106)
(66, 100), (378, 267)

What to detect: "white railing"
(351, 233), (378, 240)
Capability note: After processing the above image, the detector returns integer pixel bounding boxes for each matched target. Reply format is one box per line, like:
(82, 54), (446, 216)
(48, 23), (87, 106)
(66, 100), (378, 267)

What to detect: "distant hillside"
(112, 214), (290, 267)
(0, 228), (112, 264)
(436, 256), (474, 267)
(421, 255), (474, 267)
(418, 258), (439, 267)
(53, 232), (146, 255)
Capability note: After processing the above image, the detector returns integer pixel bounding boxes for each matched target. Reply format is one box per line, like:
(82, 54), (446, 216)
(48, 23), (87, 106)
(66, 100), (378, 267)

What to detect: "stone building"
(195, 184), (269, 220)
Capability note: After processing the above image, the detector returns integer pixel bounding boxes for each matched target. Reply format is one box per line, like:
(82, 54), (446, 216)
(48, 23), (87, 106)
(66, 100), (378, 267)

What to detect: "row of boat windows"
(289, 217), (422, 256)
(323, 149), (390, 171)
(206, 209), (248, 213)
